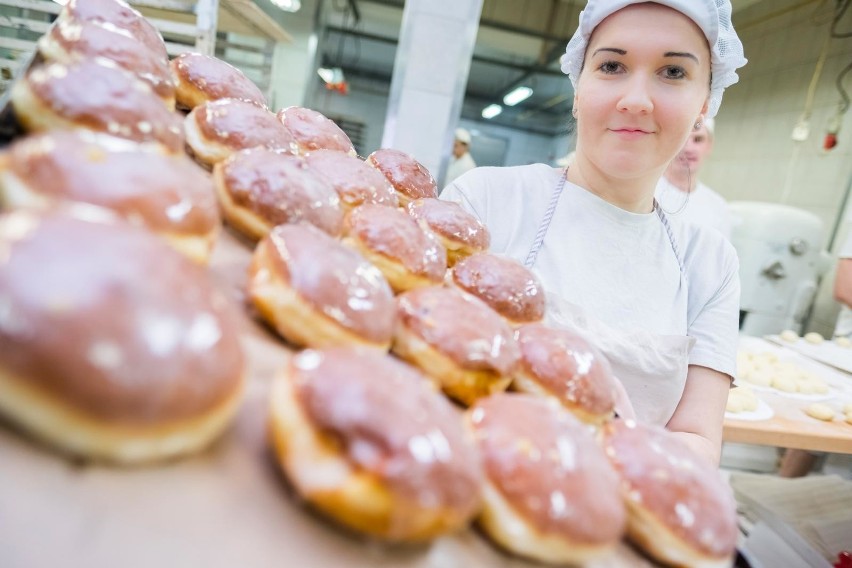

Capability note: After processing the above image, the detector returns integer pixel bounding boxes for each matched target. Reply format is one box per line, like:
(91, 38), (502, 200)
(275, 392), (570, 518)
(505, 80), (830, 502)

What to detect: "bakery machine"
(731, 201), (831, 336)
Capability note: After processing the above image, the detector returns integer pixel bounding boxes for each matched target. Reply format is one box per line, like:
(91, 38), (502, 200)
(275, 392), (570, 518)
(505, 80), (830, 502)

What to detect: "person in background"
(445, 128), (477, 184)
(833, 232), (852, 339)
(779, 232), (852, 477)
(655, 117), (732, 239)
(442, 0), (747, 465)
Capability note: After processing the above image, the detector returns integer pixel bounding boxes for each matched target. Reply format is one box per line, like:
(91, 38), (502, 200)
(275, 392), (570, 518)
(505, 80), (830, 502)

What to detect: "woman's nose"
(616, 75), (654, 114)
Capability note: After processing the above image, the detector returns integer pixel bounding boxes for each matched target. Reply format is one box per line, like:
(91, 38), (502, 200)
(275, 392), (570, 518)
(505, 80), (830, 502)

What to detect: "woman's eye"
(598, 61), (622, 74)
(663, 66), (686, 79)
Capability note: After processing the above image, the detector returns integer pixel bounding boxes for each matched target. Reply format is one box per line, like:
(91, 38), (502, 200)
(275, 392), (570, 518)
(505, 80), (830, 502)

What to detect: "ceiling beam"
(356, 0), (574, 43)
(324, 25), (565, 76)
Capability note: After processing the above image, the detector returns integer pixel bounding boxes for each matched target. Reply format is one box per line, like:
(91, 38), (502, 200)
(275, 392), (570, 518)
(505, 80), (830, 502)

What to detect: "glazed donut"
(305, 149), (398, 211)
(170, 52), (267, 110)
(407, 198), (490, 265)
(393, 286), (520, 405)
(269, 348), (483, 541)
(59, 0), (168, 61)
(511, 324), (618, 425)
(450, 253), (545, 326)
(366, 148), (437, 207)
(602, 420), (738, 568)
(213, 148), (343, 241)
(37, 19), (176, 109)
(0, 131), (219, 264)
(11, 60), (184, 153)
(468, 393), (625, 564)
(277, 107), (355, 155)
(0, 207), (245, 464)
(342, 204), (447, 293)
(185, 99), (298, 167)
(248, 223), (395, 350)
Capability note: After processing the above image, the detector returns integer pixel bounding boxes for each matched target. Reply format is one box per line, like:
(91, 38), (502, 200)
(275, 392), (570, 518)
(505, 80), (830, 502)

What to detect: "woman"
(441, 0), (746, 465)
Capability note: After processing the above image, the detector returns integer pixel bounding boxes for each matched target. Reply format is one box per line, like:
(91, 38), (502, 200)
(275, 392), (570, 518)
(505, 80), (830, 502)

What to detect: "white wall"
(701, 0), (852, 336)
(260, 0), (319, 110)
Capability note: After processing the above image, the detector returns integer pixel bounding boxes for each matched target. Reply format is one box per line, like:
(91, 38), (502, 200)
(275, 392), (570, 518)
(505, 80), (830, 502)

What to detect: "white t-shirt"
(445, 152), (477, 185)
(442, 163), (740, 379)
(834, 234), (852, 337)
(655, 177), (732, 240)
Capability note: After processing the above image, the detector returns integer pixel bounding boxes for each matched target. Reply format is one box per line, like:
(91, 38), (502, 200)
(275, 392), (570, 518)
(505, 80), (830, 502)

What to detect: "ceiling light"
(270, 0), (301, 12)
(481, 104), (502, 119)
(503, 86), (533, 106)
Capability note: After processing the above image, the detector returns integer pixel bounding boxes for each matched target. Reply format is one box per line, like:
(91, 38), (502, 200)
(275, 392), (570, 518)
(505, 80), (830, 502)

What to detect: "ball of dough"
(726, 387), (758, 414)
(741, 367), (772, 387)
(804, 332), (824, 345)
(845, 414), (852, 425)
(835, 336), (852, 348)
(772, 375), (798, 393)
(804, 403), (835, 421)
(780, 330), (799, 342)
(726, 396), (745, 414)
(843, 403), (852, 415)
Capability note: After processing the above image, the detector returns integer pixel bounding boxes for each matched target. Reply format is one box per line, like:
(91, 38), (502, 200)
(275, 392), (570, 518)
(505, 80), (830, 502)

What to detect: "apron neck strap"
(524, 167), (569, 269)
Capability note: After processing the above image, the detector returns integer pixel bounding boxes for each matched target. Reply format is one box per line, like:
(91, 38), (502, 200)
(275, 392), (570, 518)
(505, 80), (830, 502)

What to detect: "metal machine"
(731, 201), (831, 336)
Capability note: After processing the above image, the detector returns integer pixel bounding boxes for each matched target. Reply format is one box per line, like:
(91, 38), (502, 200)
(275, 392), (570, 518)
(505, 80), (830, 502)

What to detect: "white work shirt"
(442, 164), (740, 418)
(834, 234), (852, 337)
(445, 152), (477, 185)
(655, 177), (732, 240)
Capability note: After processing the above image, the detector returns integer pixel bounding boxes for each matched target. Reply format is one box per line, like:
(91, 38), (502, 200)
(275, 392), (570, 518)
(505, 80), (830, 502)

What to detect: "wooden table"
(723, 337), (852, 454)
(0, 230), (657, 568)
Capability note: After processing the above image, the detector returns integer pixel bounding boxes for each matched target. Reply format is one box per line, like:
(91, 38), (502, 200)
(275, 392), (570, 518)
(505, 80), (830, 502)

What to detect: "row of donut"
(0, 2), (738, 567)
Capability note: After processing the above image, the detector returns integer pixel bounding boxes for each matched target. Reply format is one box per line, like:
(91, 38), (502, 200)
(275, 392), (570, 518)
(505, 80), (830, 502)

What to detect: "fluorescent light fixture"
(51, 0), (68, 4)
(270, 0), (301, 12)
(481, 104), (502, 119)
(503, 86), (533, 106)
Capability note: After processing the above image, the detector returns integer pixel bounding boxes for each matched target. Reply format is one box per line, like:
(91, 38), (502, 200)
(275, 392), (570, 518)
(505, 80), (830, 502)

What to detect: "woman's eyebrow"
(592, 47), (626, 56)
(664, 51), (699, 63)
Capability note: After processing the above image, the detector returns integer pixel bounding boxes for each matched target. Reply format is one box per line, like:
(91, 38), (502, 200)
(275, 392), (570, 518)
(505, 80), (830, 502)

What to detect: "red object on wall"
(824, 132), (838, 150)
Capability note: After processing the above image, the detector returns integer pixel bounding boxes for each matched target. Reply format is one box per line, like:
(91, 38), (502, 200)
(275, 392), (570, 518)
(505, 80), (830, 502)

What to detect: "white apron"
(524, 170), (695, 426)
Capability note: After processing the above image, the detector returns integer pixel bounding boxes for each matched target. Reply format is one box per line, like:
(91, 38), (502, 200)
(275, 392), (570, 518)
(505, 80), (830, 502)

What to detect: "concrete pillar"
(381, 0), (483, 183)
(265, 0), (320, 110)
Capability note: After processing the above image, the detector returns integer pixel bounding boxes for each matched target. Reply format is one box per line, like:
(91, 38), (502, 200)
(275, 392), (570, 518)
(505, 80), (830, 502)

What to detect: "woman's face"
(575, 3), (711, 180)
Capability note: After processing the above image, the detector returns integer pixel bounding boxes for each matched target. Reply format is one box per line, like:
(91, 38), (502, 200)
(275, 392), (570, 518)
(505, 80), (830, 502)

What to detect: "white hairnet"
(560, 0), (747, 118)
(454, 128), (471, 145)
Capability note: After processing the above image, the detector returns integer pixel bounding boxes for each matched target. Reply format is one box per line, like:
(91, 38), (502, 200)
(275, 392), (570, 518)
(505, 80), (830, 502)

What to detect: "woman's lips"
(610, 128), (651, 140)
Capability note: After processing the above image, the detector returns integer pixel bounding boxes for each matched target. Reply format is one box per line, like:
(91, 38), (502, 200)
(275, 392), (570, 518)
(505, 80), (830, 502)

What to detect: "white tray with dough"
(737, 336), (851, 400)
(765, 333), (852, 375)
(725, 397), (774, 421)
